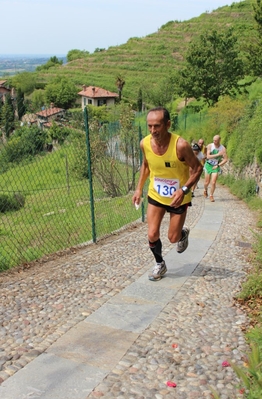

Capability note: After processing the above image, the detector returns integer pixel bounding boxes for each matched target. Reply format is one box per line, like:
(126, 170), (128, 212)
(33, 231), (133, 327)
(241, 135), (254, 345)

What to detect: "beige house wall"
(81, 96), (116, 109)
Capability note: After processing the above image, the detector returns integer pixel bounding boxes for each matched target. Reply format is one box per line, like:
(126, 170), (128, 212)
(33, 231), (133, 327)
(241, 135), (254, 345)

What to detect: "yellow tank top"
(143, 133), (191, 205)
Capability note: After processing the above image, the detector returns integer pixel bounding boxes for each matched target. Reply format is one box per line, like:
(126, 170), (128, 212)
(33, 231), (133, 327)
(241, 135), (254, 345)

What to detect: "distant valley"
(0, 55), (66, 76)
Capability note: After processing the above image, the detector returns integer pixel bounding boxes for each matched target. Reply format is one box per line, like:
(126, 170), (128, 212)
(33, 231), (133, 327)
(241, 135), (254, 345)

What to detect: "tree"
(11, 72), (36, 95)
(144, 75), (175, 108)
(45, 78), (78, 109)
(36, 56), (63, 71)
(174, 28), (245, 106)
(116, 75), (125, 101)
(16, 88), (26, 120)
(1, 94), (15, 138)
(0, 125), (48, 166)
(94, 48), (106, 53)
(67, 49), (90, 62)
(31, 89), (46, 111)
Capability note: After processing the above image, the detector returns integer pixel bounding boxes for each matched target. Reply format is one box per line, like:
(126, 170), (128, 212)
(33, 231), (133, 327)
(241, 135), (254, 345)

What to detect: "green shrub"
(238, 272), (262, 300)
(0, 125), (48, 167)
(220, 175), (256, 200)
(48, 124), (71, 145)
(0, 192), (25, 213)
(70, 134), (89, 180)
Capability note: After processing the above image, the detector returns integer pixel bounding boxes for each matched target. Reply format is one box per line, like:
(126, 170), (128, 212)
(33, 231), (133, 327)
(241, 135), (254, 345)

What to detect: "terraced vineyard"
(34, 1), (255, 103)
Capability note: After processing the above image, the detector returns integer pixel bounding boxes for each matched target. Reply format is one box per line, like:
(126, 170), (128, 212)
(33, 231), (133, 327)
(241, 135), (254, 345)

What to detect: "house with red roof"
(78, 85), (118, 109)
(0, 80), (15, 103)
(35, 103), (65, 127)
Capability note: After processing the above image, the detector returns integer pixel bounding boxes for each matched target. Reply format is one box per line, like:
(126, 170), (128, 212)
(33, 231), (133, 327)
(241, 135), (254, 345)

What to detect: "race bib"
(154, 177), (180, 198)
(207, 159), (218, 166)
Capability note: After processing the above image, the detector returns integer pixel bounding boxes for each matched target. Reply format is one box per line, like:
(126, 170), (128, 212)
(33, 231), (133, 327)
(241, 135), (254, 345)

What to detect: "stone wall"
(223, 159), (262, 198)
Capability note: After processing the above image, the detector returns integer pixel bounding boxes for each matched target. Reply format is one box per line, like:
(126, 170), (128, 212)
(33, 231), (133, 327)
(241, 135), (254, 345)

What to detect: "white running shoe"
(148, 260), (167, 281)
(176, 227), (190, 253)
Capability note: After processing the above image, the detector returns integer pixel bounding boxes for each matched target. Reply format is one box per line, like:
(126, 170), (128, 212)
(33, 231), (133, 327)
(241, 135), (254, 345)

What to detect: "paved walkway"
(0, 181), (257, 399)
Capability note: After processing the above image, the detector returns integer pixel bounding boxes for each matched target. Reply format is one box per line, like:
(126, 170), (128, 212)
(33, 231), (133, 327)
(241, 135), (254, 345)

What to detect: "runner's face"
(147, 111), (170, 141)
(213, 137), (220, 146)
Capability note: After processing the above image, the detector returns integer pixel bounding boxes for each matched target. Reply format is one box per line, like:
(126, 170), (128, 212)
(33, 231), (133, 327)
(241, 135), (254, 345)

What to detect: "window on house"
(88, 99), (92, 104)
(98, 99), (106, 106)
(84, 98), (86, 106)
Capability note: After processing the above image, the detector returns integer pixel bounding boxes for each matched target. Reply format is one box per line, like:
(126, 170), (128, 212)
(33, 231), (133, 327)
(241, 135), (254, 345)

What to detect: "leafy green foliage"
(31, 89), (45, 111)
(48, 123), (71, 145)
(0, 125), (48, 169)
(36, 56), (63, 71)
(175, 28), (246, 105)
(67, 49), (90, 62)
(16, 88), (26, 120)
(219, 174), (256, 200)
(12, 72), (37, 95)
(227, 100), (262, 169)
(230, 344), (262, 398)
(86, 104), (110, 123)
(70, 133), (89, 180)
(144, 75), (176, 108)
(44, 77), (78, 109)
(94, 48), (106, 53)
(0, 192), (25, 213)
(1, 93), (15, 138)
(238, 272), (262, 300)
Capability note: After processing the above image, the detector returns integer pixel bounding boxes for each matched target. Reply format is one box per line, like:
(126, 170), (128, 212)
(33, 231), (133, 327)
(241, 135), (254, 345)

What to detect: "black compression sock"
(149, 239), (163, 263)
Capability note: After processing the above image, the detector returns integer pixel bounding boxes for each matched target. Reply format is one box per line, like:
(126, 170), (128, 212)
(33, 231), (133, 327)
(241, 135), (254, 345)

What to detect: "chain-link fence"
(0, 91), (211, 271)
(0, 101), (147, 271)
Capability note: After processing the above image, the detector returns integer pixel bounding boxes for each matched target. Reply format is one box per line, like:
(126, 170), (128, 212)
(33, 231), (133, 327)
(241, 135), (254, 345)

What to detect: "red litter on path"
(166, 381), (177, 388)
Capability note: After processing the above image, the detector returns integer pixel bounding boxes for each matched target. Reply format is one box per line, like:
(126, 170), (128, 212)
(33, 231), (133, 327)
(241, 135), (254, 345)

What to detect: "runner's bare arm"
(206, 144), (224, 159)
(132, 140), (150, 205)
(218, 147), (228, 167)
(170, 138), (203, 207)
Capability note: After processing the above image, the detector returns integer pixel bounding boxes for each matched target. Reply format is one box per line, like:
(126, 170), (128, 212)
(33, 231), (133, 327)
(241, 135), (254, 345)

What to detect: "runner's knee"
(148, 229), (160, 243)
(168, 231), (181, 243)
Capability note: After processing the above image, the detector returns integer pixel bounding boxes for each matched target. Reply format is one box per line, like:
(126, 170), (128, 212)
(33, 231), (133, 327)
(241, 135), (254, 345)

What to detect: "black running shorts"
(148, 196), (191, 214)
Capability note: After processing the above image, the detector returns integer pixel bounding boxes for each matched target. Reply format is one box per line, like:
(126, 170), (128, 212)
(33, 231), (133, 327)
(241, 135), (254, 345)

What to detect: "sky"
(0, 0), (239, 56)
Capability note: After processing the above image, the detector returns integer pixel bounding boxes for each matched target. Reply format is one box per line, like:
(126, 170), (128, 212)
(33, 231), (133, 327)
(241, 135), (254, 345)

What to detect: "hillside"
(35, 0), (255, 104)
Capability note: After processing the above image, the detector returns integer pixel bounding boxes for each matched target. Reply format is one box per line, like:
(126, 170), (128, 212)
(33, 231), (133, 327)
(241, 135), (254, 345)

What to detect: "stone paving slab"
(47, 321), (139, 370)
(85, 300), (164, 333)
(0, 352), (107, 399)
(114, 281), (176, 304)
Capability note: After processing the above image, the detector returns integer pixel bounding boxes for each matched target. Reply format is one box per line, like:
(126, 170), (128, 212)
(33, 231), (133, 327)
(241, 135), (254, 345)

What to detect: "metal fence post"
(138, 125), (145, 222)
(84, 107), (96, 243)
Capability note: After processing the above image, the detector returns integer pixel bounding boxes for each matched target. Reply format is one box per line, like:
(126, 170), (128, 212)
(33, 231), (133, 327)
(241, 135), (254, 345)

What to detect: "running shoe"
(204, 189), (208, 198)
(210, 195), (215, 202)
(148, 260), (167, 281)
(176, 227), (190, 253)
